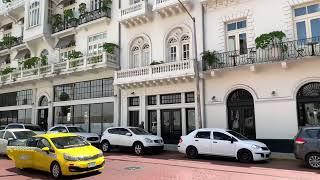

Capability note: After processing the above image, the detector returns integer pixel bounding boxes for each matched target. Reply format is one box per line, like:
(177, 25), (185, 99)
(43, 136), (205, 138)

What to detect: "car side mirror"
(42, 147), (50, 154)
(125, 133), (132, 136)
(229, 137), (236, 144)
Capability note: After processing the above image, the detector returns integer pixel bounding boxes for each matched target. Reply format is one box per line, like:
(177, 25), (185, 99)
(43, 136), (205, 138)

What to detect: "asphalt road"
(0, 151), (319, 180)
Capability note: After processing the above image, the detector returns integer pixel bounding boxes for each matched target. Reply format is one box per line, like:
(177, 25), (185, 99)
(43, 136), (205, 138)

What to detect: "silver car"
(294, 127), (320, 168)
(48, 125), (100, 144)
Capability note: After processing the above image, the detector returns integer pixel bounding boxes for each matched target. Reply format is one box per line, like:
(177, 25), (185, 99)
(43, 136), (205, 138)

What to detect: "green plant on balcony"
(2, 0), (11, 3)
(255, 31), (286, 49)
(51, 14), (63, 31)
(68, 51), (83, 67)
(201, 50), (220, 66)
(1, 36), (18, 49)
(150, 61), (164, 65)
(90, 56), (101, 64)
(102, 43), (119, 54)
(102, 0), (112, 12)
(79, 3), (87, 15)
(23, 57), (41, 69)
(40, 56), (48, 66)
(0, 67), (14, 75)
(63, 9), (74, 21)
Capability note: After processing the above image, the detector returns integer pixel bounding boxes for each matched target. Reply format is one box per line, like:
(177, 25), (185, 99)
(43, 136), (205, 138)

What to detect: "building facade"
(0, 0), (319, 152)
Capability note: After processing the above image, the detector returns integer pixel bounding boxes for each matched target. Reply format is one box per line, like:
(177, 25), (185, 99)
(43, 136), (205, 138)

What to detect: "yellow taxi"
(7, 133), (105, 179)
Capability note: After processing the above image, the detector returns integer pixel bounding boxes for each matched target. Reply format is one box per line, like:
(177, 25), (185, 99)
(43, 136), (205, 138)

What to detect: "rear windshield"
(68, 127), (86, 133)
(7, 125), (24, 129)
(13, 131), (36, 139)
(25, 125), (43, 131)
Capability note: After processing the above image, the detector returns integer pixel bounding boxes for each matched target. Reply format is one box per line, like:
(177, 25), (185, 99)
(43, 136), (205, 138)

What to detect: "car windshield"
(13, 131), (36, 139)
(51, 136), (89, 149)
(68, 127), (86, 133)
(24, 125), (43, 131)
(226, 130), (249, 140)
(129, 128), (150, 135)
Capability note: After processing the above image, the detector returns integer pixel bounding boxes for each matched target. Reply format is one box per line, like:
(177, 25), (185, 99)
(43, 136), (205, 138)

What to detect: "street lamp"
(177, 0), (202, 129)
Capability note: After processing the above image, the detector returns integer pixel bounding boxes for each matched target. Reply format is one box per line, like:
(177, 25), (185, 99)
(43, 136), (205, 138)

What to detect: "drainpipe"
(200, 3), (206, 128)
(117, 0), (122, 127)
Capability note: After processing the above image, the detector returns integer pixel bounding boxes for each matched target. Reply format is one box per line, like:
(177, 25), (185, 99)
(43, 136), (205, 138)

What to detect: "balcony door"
(226, 20), (248, 55)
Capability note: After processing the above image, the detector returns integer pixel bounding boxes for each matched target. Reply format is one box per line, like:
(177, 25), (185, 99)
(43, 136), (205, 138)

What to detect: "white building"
(0, 0), (319, 152)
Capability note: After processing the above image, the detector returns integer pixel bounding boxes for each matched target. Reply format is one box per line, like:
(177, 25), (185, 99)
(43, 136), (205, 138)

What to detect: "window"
(195, 131), (211, 139)
(39, 96), (48, 106)
(129, 97), (140, 106)
(51, 127), (68, 133)
(294, 3), (320, 40)
(6, 124), (24, 129)
(0, 110), (30, 126)
(305, 129), (320, 139)
(142, 44), (150, 66)
(0, 131), (4, 138)
(54, 106), (73, 124)
(103, 78), (114, 97)
(91, 80), (103, 98)
(88, 32), (107, 55)
(18, 109), (32, 124)
(131, 46), (140, 68)
(118, 128), (130, 135)
(0, 90), (32, 107)
(226, 20), (248, 54)
(37, 138), (52, 149)
(166, 26), (192, 62)
(213, 132), (231, 141)
(4, 131), (14, 140)
(108, 128), (119, 134)
(148, 110), (157, 135)
(91, 0), (101, 10)
(130, 0), (141, 5)
(169, 38), (178, 62)
(147, 95), (157, 105)
(182, 35), (191, 60)
(185, 92), (195, 103)
(28, 1), (40, 27)
(160, 93), (181, 104)
(186, 108), (195, 134)
(129, 36), (151, 68)
(129, 111), (139, 127)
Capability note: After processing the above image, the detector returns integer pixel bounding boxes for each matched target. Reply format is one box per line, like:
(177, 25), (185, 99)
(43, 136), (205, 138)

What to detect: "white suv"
(100, 127), (164, 155)
(178, 128), (271, 163)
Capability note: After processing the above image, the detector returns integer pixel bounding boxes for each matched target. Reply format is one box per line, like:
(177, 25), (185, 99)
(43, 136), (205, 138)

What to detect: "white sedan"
(0, 129), (37, 155)
(178, 128), (271, 163)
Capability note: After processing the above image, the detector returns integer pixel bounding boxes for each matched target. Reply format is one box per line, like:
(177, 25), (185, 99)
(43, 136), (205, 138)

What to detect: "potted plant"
(2, 36), (18, 49)
(51, 14), (63, 32)
(63, 9), (77, 27)
(201, 50), (221, 69)
(68, 51), (83, 67)
(255, 31), (287, 60)
(102, 43), (119, 54)
(23, 57), (41, 69)
(78, 3), (87, 15)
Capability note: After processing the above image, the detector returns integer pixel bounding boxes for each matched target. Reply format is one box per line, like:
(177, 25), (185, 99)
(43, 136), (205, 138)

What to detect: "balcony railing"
(78, 8), (111, 25)
(203, 37), (320, 70)
(153, 0), (190, 10)
(0, 36), (24, 51)
(0, 52), (118, 84)
(52, 8), (111, 34)
(0, 0), (24, 14)
(114, 59), (195, 85)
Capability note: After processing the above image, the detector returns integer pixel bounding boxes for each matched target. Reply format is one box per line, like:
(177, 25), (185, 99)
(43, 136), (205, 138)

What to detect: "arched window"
(166, 26), (192, 62)
(40, 49), (49, 58)
(227, 89), (256, 139)
(39, 96), (49, 106)
(297, 82), (320, 127)
(129, 35), (151, 68)
(29, 1), (40, 27)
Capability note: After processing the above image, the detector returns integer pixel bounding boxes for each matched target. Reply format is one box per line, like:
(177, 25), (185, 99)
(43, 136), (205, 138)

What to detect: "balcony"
(0, 36), (24, 52)
(119, 1), (152, 28)
(203, 37), (320, 73)
(77, 8), (111, 28)
(52, 19), (78, 35)
(153, 0), (192, 18)
(0, 0), (24, 15)
(114, 60), (195, 88)
(0, 52), (119, 85)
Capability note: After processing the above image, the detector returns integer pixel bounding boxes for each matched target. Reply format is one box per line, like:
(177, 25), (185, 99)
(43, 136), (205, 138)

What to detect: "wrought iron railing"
(78, 8), (111, 25)
(52, 18), (78, 34)
(0, 36), (24, 51)
(203, 37), (320, 70)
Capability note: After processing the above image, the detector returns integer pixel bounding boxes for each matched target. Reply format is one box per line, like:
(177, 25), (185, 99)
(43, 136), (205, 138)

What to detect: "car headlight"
(97, 150), (103, 157)
(251, 145), (262, 150)
(144, 138), (153, 143)
(63, 153), (79, 161)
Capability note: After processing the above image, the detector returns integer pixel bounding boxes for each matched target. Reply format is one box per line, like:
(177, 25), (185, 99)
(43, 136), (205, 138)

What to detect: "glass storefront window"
(54, 106), (73, 124)
(90, 103), (103, 135)
(0, 109), (31, 125)
(186, 108), (195, 134)
(103, 102), (114, 132)
(73, 104), (90, 132)
(148, 110), (157, 135)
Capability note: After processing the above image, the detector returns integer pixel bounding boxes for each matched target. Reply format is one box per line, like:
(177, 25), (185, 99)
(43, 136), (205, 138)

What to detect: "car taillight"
(179, 138), (183, 143)
(295, 137), (305, 144)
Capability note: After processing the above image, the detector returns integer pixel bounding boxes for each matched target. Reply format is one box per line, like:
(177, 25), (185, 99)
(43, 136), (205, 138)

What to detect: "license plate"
(88, 162), (96, 168)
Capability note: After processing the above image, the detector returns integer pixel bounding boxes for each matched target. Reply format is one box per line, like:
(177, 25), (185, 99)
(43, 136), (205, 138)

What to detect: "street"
(0, 151), (319, 180)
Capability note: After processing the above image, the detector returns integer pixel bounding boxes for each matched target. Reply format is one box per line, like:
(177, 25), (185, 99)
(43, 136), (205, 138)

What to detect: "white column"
(32, 87), (38, 125)
(122, 95), (128, 126)
(48, 83), (54, 129)
(140, 95), (147, 130)
(182, 108), (186, 136)
(156, 95), (161, 136)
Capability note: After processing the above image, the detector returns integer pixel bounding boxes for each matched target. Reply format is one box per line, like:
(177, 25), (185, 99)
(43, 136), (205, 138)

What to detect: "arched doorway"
(227, 89), (256, 139)
(38, 96), (49, 131)
(297, 82), (320, 126)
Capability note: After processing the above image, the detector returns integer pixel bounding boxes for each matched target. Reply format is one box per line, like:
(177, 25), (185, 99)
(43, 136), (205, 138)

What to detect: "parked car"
(0, 129), (37, 155)
(100, 127), (164, 155)
(7, 133), (105, 179)
(178, 128), (271, 163)
(5, 123), (45, 134)
(294, 126), (320, 168)
(48, 125), (100, 145)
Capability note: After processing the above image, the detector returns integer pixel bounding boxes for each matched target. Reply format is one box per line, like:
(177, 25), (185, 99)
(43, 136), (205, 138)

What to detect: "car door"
(193, 131), (212, 155)
(7, 137), (36, 169)
(107, 128), (121, 146)
(0, 131), (7, 154)
(33, 138), (56, 171)
(212, 132), (236, 157)
(118, 128), (133, 147)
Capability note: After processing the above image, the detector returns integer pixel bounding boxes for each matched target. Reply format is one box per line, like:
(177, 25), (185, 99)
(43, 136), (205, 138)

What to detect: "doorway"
(161, 109), (182, 144)
(38, 109), (48, 131)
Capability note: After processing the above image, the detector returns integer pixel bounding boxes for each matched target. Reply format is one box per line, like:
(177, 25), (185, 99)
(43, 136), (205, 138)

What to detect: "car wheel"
(237, 149), (253, 163)
(186, 146), (198, 159)
(133, 142), (144, 156)
(51, 162), (62, 179)
(306, 153), (320, 169)
(101, 140), (110, 153)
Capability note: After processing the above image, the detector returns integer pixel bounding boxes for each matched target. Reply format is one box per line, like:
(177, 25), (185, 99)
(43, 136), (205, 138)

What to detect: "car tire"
(51, 162), (62, 179)
(101, 140), (111, 153)
(133, 142), (144, 156)
(237, 149), (253, 163)
(186, 146), (198, 159)
(306, 153), (320, 169)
